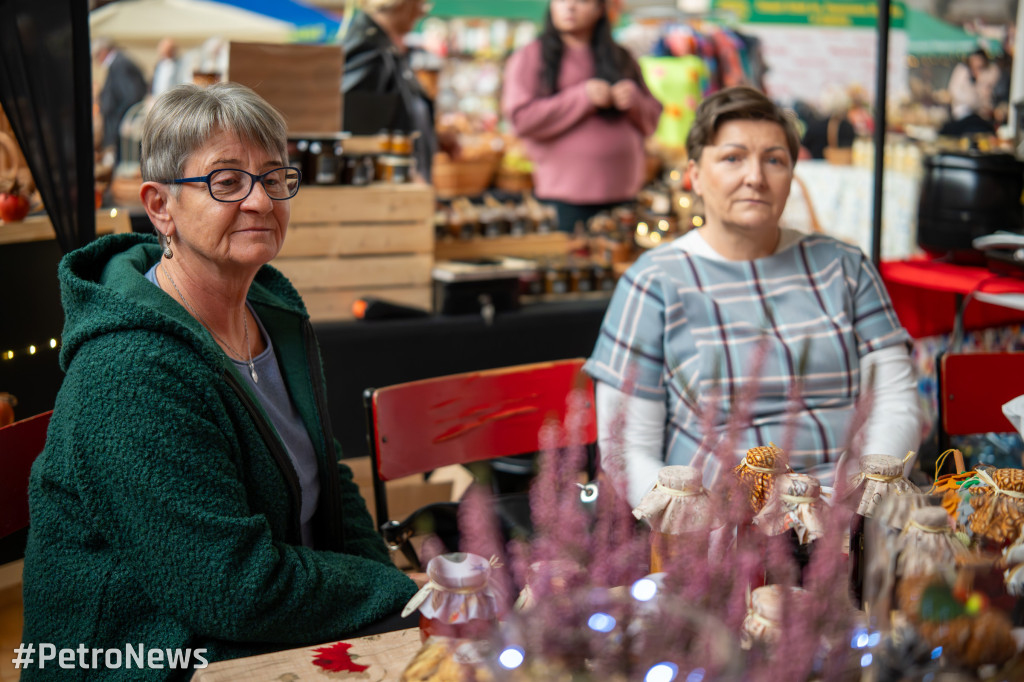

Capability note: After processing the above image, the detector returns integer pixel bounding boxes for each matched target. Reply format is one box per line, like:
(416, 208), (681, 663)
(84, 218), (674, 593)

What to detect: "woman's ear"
(140, 181), (174, 239)
(686, 158), (701, 197)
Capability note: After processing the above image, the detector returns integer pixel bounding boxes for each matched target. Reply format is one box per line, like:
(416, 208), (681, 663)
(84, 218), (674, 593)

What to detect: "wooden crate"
(434, 232), (570, 262)
(274, 184), (435, 321)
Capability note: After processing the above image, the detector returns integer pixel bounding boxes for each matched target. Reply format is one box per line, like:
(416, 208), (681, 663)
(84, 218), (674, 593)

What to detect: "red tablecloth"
(879, 259), (1024, 339)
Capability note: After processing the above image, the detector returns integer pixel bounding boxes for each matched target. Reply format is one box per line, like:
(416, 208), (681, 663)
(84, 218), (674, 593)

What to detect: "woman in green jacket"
(21, 82), (418, 681)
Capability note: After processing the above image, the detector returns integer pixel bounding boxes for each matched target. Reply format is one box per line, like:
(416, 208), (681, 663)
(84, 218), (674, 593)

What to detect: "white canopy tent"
(89, 0), (339, 74)
(90, 0), (308, 44)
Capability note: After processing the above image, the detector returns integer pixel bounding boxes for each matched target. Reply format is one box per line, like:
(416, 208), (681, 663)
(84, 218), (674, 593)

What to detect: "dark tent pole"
(871, 0), (890, 265)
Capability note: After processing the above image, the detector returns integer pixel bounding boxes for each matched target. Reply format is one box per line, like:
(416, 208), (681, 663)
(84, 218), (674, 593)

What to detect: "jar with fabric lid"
(846, 453), (921, 608)
(895, 506), (967, 580)
(740, 584), (810, 649)
(752, 473), (826, 585)
(632, 465), (720, 573)
(401, 552), (504, 643)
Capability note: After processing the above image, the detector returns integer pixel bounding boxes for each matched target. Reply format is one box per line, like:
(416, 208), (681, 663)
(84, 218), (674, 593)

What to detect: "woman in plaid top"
(585, 87), (921, 506)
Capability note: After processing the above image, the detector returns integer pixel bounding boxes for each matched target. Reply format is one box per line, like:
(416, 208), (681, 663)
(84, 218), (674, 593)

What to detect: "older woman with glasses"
(20, 82), (419, 678)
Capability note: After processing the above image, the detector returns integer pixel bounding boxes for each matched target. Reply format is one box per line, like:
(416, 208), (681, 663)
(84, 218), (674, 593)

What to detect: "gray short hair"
(141, 82), (288, 195)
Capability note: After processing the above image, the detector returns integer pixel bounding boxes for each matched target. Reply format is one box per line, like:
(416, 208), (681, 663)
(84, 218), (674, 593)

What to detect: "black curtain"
(0, 0), (95, 253)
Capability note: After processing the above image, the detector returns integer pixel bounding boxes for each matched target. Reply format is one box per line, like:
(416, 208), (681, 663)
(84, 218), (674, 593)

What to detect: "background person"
(21, 83), (419, 678)
(502, 0), (662, 233)
(941, 49), (1000, 136)
(342, 0), (450, 181)
(151, 37), (186, 97)
(585, 86), (921, 507)
(92, 38), (148, 165)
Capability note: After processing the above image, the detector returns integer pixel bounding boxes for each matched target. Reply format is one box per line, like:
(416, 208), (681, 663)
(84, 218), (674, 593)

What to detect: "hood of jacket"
(57, 232), (308, 374)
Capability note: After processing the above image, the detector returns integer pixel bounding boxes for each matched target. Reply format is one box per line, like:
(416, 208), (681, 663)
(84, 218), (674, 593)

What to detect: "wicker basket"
(433, 153), (500, 199)
(495, 167), (533, 194)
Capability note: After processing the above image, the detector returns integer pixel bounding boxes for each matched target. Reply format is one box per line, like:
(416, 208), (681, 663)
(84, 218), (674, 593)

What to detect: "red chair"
(936, 352), (1024, 458)
(0, 410), (52, 563)
(363, 359), (596, 568)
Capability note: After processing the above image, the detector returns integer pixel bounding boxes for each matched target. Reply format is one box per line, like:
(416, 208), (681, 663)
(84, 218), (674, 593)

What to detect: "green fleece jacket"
(20, 234), (417, 681)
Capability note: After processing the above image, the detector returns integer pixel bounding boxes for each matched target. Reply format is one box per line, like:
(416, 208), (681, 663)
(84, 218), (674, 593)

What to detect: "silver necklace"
(160, 263), (258, 383)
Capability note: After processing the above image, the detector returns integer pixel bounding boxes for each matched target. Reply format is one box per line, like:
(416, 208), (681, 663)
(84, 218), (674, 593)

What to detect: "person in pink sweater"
(503, 0), (662, 232)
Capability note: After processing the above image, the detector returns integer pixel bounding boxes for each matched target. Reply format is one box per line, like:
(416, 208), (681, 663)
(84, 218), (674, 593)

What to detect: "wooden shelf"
(0, 209), (132, 246)
(435, 232), (571, 261)
(273, 183), (436, 322)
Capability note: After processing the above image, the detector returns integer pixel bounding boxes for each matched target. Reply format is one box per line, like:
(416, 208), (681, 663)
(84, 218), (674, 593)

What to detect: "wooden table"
(191, 628), (422, 681)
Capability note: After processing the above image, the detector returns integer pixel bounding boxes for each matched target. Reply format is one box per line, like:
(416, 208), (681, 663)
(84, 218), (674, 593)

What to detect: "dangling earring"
(162, 234), (173, 259)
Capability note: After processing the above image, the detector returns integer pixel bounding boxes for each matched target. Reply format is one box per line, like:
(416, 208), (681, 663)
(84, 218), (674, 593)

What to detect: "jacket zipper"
(303, 321), (347, 552)
(222, 369), (304, 545)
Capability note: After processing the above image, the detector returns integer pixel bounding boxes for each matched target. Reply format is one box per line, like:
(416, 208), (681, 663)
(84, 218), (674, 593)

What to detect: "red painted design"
(311, 641), (369, 673)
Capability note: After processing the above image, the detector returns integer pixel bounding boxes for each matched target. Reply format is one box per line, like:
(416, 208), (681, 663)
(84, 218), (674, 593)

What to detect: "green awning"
(906, 8), (1000, 57)
(428, 0), (547, 21)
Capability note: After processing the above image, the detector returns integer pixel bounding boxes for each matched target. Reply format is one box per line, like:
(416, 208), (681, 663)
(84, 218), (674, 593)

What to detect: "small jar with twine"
(753, 473), (826, 544)
(401, 552), (504, 643)
(632, 465), (721, 573)
(733, 443), (792, 515)
(846, 453), (921, 520)
(895, 506), (968, 579)
(740, 584), (809, 649)
(846, 453), (921, 608)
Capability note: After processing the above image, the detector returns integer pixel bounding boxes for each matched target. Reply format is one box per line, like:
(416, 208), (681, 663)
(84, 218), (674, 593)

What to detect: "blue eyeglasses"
(160, 167), (302, 202)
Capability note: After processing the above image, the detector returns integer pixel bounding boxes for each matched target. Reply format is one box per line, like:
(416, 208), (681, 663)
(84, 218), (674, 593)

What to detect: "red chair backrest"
(941, 353), (1024, 436)
(369, 359), (596, 482)
(0, 410), (52, 539)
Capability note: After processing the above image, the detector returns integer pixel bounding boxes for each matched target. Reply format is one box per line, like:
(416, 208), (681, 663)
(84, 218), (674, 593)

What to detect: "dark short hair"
(685, 86), (801, 164)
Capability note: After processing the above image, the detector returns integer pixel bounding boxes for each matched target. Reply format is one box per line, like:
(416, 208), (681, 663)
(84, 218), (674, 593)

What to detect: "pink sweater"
(502, 40), (662, 204)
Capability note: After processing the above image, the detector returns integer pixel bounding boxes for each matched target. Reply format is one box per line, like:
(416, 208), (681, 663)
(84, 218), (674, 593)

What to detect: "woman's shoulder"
(507, 39), (543, 68)
(790, 230), (868, 262)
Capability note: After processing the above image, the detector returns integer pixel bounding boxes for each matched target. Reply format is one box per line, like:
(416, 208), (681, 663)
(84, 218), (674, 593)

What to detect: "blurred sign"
(713, 0), (906, 29)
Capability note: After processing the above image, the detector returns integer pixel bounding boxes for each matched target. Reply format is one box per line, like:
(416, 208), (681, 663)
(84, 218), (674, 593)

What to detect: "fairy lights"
(631, 577), (658, 602)
(497, 646), (524, 670)
(587, 612), (616, 633)
(645, 662), (678, 682)
(1, 338), (60, 360)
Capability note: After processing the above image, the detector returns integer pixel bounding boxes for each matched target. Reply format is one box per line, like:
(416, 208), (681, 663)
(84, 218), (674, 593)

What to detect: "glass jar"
(846, 453), (922, 608)
(315, 142), (339, 185)
(633, 465), (720, 573)
(389, 132), (413, 156)
(401, 552), (503, 643)
(752, 473), (826, 585)
(544, 259), (569, 295)
(378, 155), (412, 184)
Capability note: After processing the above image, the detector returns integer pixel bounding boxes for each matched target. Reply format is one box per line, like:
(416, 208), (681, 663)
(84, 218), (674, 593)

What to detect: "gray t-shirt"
(146, 264), (320, 546)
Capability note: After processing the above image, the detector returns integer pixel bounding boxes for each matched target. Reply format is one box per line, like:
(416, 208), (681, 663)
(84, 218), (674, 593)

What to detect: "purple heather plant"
(452, 357), (880, 680)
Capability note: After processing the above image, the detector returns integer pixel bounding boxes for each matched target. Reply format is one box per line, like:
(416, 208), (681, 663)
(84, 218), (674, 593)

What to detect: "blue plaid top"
(585, 231), (909, 472)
